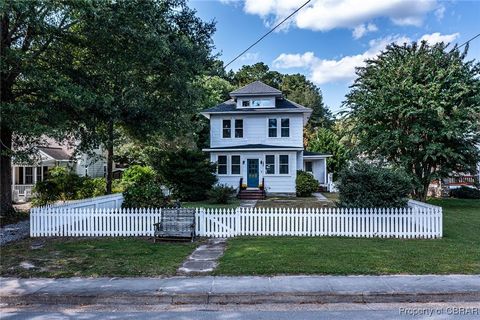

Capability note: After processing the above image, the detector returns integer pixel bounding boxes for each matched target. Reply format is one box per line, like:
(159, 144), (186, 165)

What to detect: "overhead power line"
(457, 32), (480, 49)
(224, 0), (312, 69)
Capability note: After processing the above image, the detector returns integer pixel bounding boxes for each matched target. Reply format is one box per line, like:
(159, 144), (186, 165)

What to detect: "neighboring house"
(201, 81), (331, 198)
(12, 138), (111, 202)
(428, 145), (480, 197)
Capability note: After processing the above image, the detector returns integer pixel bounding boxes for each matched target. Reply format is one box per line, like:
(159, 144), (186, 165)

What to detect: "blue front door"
(247, 159), (259, 187)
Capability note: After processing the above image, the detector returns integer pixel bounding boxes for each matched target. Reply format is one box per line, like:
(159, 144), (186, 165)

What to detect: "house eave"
(303, 155), (332, 159)
(201, 108), (312, 116)
(203, 147), (304, 152)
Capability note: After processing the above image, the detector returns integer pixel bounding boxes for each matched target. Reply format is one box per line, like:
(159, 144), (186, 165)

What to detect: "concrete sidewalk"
(1, 275), (479, 306)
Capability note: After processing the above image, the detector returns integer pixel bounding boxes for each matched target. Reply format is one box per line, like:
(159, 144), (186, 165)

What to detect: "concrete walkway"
(1, 275), (479, 306)
(177, 238), (226, 274)
(239, 200), (257, 208)
(313, 192), (328, 201)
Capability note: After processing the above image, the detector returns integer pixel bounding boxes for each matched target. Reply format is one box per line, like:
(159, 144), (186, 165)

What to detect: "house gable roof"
(39, 147), (73, 161)
(230, 80), (282, 97)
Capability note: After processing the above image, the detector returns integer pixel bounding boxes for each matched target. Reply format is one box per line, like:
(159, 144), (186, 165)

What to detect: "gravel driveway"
(0, 220), (30, 246)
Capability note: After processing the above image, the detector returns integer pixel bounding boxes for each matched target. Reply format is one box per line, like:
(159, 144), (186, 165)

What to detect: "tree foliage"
(148, 149), (217, 201)
(69, 0), (215, 193)
(345, 42), (480, 200)
(1, 0), (92, 213)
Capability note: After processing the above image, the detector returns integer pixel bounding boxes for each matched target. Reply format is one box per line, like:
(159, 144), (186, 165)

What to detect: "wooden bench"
(153, 208), (196, 242)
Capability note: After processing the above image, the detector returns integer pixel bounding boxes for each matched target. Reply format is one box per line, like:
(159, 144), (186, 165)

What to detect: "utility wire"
(457, 32), (480, 49)
(224, 0), (312, 69)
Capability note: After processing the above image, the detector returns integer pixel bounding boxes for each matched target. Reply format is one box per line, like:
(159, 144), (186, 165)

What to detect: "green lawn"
(183, 199), (240, 209)
(256, 196), (334, 208)
(215, 199), (480, 275)
(0, 238), (196, 277)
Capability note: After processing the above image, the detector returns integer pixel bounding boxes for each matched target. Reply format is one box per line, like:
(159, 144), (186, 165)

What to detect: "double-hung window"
(281, 118), (290, 137)
(279, 155), (289, 174)
(268, 119), (277, 137)
(25, 167), (33, 184)
(36, 167), (42, 182)
(231, 155), (240, 174)
(218, 156), (227, 174)
(235, 119), (243, 138)
(222, 120), (231, 138)
(265, 155), (275, 174)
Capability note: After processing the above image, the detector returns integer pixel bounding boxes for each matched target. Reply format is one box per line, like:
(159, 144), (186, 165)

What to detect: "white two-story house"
(201, 81), (331, 197)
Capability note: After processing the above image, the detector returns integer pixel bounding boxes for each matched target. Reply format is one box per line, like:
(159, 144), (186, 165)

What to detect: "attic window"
(242, 100), (250, 107)
(252, 99), (270, 107)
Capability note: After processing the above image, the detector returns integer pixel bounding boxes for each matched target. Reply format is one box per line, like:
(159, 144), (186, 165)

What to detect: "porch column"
(33, 166), (37, 185)
(12, 166), (16, 187)
(324, 159), (327, 184)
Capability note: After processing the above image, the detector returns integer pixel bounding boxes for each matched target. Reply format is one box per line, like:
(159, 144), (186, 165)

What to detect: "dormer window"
(242, 100), (250, 107)
(252, 99), (271, 107)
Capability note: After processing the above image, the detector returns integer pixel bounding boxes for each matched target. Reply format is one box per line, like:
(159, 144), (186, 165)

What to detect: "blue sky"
(189, 0), (480, 113)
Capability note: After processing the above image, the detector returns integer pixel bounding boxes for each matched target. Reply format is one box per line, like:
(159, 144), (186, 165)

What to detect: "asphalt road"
(2, 302), (480, 320)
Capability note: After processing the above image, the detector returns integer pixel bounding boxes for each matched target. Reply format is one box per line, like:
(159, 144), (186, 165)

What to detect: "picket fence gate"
(30, 200), (442, 239)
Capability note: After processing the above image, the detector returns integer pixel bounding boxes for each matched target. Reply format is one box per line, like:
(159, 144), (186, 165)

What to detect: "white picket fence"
(30, 199), (442, 239)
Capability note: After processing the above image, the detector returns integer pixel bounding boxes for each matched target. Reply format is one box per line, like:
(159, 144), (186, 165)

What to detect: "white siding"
(210, 151), (298, 193)
(210, 113), (304, 148)
(303, 158), (327, 184)
(75, 148), (107, 178)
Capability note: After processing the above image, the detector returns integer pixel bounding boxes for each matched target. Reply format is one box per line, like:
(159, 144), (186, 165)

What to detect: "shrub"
(450, 186), (480, 199)
(77, 177), (106, 199)
(122, 179), (167, 208)
(149, 149), (217, 201)
(121, 165), (156, 187)
(32, 166), (84, 205)
(207, 184), (236, 204)
(296, 170), (320, 197)
(32, 180), (60, 206)
(337, 162), (412, 208)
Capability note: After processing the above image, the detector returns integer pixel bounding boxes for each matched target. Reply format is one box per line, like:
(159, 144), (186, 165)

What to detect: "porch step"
(237, 189), (266, 200)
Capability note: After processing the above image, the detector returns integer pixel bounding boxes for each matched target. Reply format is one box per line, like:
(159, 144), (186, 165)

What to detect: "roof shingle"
(230, 81), (282, 97)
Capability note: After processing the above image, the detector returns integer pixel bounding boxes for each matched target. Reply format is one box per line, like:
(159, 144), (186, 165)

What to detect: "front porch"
(12, 165), (51, 203)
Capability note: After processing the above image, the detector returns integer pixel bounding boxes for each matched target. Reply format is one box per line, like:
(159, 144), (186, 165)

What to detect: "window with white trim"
(25, 167), (33, 184)
(281, 118), (290, 137)
(36, 167), (42, 182)
(235, 119), (243, 138)
(242, 100), (250, 107)
(265, 155), (275, 174)
(218, 156), (227, 174)
(231, 155), (240, 174)
(279, 155), (289, 174)
(252, 99), (271, 107)
(305, 161), (313, 173)
(222, 120), (231, 138)
(268, 119), (277, 137)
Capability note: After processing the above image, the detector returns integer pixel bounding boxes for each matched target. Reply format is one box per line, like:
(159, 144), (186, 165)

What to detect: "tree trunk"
(0, 127), (13, 215)
(105, 120), (114, 194)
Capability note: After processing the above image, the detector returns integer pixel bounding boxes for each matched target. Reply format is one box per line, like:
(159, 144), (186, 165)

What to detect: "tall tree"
(280, 74), (332, 129)
(232, 62), (283, 88)
(0, 0), (89, 214)
(345, 41), (480, 200)
(194, 75), (234, 149)
(70, 0), (215, 193)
